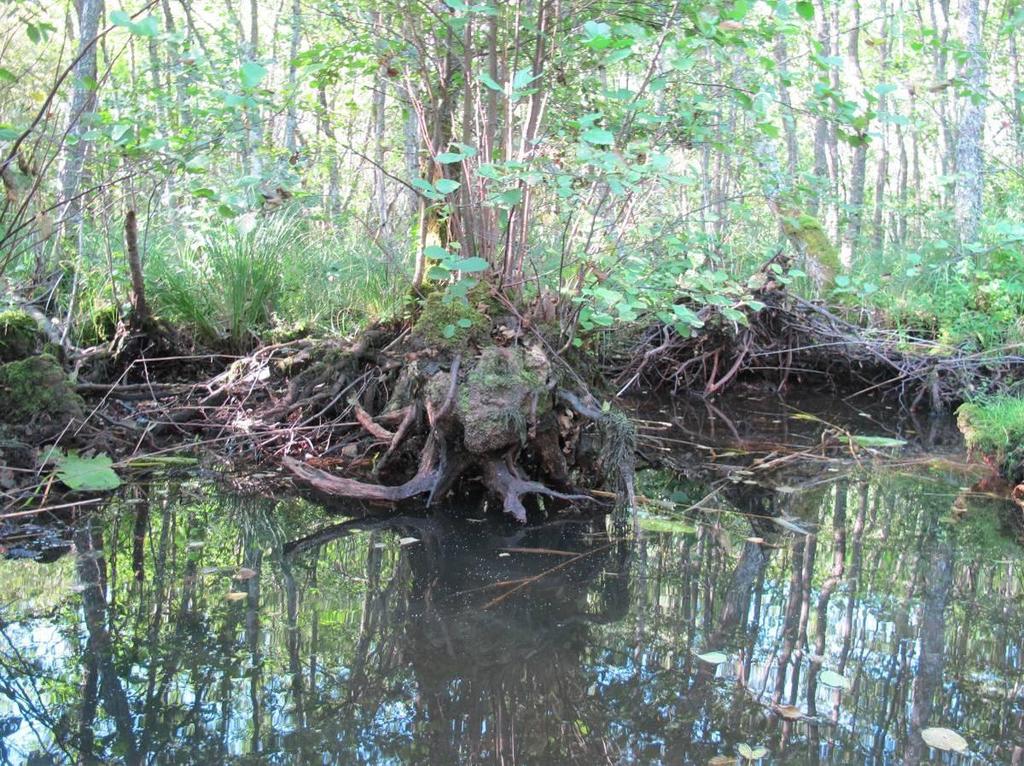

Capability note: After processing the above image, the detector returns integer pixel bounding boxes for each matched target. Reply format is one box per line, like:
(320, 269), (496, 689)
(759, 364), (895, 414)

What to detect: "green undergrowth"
(0, 310), (41, 361)
(957, 396), (1024, 482)
(147, 215), (406, 351)
(0, 353), (83, 426)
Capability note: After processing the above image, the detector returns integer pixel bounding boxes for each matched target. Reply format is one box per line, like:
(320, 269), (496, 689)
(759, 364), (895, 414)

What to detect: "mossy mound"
(455, 346), (550, 454)
(0, 310), (42, 362)
(957, 397), (1024, 482)
(0, 354), (84, 428)
(412, 292), (490, 350)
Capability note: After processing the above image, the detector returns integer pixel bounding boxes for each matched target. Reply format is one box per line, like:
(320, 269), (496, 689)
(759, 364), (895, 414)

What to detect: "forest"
(2, 0), (1023, 504)
(0, 0), (1023, 762)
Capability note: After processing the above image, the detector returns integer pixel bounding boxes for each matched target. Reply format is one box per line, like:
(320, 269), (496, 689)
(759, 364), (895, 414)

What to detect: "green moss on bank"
(0, 310), (41, 362)
(412, 292), (490, 350)
(0, 354), (84, 426)
(957, 396), (1024, 482)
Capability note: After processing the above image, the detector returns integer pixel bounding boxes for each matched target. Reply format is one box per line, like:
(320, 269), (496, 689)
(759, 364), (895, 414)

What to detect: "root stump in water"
(282, 337), (635, 522)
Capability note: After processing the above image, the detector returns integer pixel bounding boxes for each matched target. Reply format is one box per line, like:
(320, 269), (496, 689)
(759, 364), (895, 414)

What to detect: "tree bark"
(59, 0), (105, 224)
(953, 0), (986, 249)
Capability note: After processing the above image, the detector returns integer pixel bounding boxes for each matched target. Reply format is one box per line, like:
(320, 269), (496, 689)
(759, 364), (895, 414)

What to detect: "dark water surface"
(0, 396), (1022, 764)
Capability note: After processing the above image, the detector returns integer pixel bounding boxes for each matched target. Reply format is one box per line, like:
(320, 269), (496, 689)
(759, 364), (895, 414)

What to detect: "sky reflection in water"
(0, 404), (1021, 764)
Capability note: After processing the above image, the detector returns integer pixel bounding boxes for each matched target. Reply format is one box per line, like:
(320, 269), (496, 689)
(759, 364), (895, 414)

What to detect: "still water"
(0, 397), (1022, 764)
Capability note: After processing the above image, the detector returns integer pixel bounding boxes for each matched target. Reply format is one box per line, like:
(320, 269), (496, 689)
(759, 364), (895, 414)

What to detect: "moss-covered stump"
(0, 353), (84, 432)
(0, 310), (42, 362)
(282, 334), (635, 523)
(455, 346), (548, 453)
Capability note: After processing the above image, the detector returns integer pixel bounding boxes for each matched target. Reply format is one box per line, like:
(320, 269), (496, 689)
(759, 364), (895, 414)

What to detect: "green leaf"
(133, 16), (160, 37)
(426, 265), (450, 280)
(424, 245), (451, 260)
(433, 178), (461, 194)
(819, 669), (850, 689)
(240, 61), (267, 89)
(581, 127), (615, 145)
(110, 10), (132, 26)
(478, 73), (503, 92)
(848, 435), (907, 448)
(795, 1), (815, 20)
(452, 256), (489, 272)
(920, 727), (968, 753)
(435, 152), (465, 164)
(721, 306), (746, 323)
(184, 155), (208, 172)
(56, 453), (121, 492)
(442, 324), (457, 339)
(512, 67), (538, 90)
(696, 650), (728, 664)
(25, 23), (40, 44)
(491, 188), (523, 207)
(0, 68), (16, 83)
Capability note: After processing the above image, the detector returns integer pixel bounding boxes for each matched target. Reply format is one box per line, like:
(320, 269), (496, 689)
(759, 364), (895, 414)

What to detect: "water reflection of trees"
(0, 473), (1020, 763)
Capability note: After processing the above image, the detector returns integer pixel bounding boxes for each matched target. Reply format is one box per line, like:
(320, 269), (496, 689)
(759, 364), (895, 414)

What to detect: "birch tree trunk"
(283, 0), (301, 153)
(840, 2), (867, 269)
(59, 0), (105, 223)
(953, 0), (986, 249)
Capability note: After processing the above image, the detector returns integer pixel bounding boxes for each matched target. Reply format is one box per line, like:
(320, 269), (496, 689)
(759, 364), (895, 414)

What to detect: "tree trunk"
(954, 0), (986, 249)
(840, 2), (868, 269)
(283, 0), (301, 153)
(59, 0), (105, 224)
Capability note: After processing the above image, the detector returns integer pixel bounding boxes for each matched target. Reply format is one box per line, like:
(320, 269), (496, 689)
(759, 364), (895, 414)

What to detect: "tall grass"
(150, 217), (286, 351)
(148, 214), (408, 350)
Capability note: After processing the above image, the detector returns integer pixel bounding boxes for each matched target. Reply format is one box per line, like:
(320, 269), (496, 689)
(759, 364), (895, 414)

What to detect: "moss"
(457, 346), (550, 453)
(782, 213), (841, 277)
(0, 354), (84, 426)
(598, 408), (637, 493)
(0, 310), (41, 362)
(412, 292), (490, 350)
(957, 397), (1024, 482)
(78, 304), (120, 346)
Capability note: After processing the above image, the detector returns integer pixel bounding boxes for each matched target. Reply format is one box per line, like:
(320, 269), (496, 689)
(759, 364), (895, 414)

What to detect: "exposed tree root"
(609, 288), (1024, 407)
(91, 310), (637, 522)
(480, 457), (593, 522)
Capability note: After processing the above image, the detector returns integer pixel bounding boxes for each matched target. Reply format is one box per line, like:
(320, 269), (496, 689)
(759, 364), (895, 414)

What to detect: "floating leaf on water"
(225, 592), (247, 601)
(55, 452), (121, 491)
(696, 651), (728, 665)
(774, 704), (802, 720)
(921, 727), (968, 752)
(737, 743), (769, 760)
(234, 567), (257, 580)
(771, 516), (810, 535)
(848, 434), (907, 448)
(639, 516), (697, 534)
(399, 537), (420, 546)
(819, 669), (850, 689)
